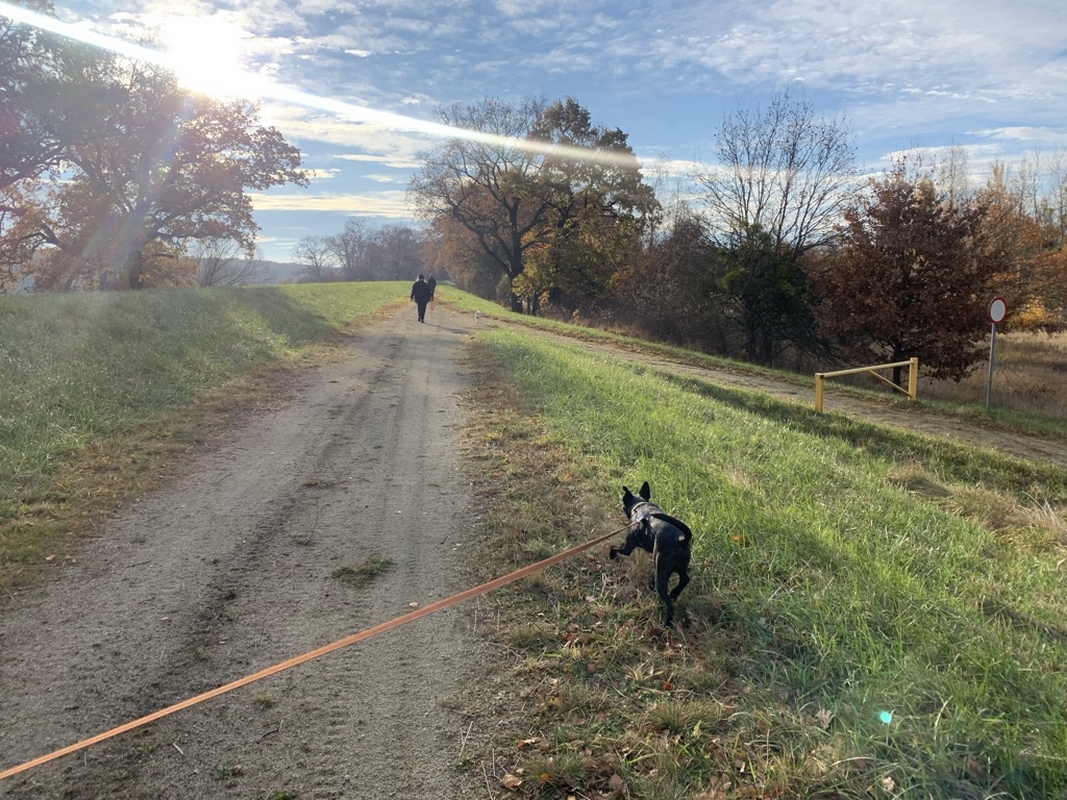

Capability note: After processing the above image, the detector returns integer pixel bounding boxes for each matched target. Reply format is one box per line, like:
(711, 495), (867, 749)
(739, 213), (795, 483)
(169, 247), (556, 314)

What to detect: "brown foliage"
(808, 162), (1009, 382)
(612, 213), (725, 349)
(976, 175), (1067, 331)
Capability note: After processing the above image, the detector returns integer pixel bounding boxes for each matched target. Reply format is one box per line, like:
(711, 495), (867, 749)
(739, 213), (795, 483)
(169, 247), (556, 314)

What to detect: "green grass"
(0, 282), (404, 484)
(0, 282), (406, 586)
(465, 328), (1067, 799)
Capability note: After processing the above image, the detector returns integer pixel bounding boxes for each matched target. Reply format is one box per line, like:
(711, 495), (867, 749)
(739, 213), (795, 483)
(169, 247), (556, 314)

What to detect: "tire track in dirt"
(1, 305), (484, 799)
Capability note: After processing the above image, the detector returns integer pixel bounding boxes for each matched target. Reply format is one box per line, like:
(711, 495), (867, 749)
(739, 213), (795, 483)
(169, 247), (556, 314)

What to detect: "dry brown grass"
(920, 331), (1067, 421)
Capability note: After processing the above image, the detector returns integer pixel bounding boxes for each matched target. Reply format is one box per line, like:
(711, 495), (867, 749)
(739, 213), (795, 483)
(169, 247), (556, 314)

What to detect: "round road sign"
(988, 297), (1007, 324)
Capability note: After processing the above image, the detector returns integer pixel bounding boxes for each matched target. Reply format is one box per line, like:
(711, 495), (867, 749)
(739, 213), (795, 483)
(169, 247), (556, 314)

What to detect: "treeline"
(392, 93), (1067, 381)
(290, 219), (434, 284)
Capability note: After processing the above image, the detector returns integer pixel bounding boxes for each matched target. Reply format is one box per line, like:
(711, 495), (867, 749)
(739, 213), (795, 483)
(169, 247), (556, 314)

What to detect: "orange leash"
(0, 524), (628, 781)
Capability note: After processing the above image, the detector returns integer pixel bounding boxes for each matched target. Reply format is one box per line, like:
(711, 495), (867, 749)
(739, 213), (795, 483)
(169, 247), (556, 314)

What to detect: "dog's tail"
(651, 512), (692, 542)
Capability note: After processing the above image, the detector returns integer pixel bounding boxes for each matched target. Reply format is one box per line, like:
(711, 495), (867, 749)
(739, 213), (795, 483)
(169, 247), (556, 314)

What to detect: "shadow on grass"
(185, 286), (343, 347)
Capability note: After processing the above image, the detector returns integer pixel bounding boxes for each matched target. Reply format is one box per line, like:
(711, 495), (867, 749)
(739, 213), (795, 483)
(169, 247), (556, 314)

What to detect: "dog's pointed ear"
(622, 486), (633, 502)
(639, 481), (651, 501)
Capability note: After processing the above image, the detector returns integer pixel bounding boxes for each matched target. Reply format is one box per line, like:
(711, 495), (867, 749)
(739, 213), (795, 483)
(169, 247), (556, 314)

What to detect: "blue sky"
(17, 0), (1067, 261)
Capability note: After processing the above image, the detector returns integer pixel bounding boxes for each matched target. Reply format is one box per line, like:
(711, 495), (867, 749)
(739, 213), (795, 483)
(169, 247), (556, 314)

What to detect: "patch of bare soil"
(0, 305), (487, 799)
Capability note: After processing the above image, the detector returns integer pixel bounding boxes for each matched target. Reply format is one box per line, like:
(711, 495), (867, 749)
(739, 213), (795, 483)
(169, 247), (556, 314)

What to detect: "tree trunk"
(125, 251), (147, 290)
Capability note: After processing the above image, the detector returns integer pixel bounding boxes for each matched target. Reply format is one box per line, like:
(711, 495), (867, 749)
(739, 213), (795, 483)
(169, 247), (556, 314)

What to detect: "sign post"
(986, 297), (1007, 414)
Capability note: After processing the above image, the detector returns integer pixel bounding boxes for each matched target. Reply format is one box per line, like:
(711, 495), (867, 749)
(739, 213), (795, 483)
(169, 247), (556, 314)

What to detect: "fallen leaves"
(516, 736), (550, 751)
(501, 773), (522, 790)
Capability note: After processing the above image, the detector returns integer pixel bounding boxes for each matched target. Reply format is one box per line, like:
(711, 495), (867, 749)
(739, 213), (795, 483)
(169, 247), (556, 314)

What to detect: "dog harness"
(629, 502), (692, 540)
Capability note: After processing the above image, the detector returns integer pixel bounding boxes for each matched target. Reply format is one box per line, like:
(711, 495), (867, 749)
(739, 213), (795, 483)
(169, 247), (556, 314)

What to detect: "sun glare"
(157, 15), (264, 99)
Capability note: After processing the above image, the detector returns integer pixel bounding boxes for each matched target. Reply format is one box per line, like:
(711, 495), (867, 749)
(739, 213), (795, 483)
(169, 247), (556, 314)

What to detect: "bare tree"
(367, 224), (424, 281)
(292, 235), (339, 283)
(194, 238), (270, 287)
(695, 88), (857, 256)
(940, 144), (973, 209)
(690, 89), (857, 363)
(1024, 149), (1067, 243)
(328, 217), (371, 280)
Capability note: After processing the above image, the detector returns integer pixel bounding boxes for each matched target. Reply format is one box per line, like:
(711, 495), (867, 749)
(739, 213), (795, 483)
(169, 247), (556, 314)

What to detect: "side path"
(0, 304), (485, 799)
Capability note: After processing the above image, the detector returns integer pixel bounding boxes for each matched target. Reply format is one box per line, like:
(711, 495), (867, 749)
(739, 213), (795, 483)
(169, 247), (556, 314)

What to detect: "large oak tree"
(1, 35), (307, 291)
(516, 98), (658, 309)
(408, 97), (548, 297)
(408, 96), (657, 310)
(0, 0), (105, 190)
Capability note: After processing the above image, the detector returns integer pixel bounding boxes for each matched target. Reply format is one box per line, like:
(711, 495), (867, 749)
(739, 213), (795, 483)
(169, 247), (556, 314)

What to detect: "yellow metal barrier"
(814, 357), (918, 413)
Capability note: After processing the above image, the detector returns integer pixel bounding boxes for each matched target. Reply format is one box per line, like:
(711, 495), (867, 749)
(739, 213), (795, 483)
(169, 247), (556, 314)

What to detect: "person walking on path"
(427, 275), (437, 302)
(410, 274), (433, 322)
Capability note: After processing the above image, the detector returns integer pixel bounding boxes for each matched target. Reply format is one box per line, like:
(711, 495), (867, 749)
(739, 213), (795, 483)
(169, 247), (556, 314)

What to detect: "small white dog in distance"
(475, 310), (482, 323)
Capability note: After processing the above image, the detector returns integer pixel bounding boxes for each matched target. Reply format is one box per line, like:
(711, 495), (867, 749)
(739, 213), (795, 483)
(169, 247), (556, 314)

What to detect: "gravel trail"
(1, 304), (483, 800)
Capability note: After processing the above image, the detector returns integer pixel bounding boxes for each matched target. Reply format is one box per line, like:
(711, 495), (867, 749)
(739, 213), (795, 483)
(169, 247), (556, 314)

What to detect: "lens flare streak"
(0, 1), (639, 169)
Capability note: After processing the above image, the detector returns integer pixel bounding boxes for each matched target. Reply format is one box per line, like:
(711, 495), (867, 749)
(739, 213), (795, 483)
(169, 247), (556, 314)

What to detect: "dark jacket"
(411, 279), (432, 304)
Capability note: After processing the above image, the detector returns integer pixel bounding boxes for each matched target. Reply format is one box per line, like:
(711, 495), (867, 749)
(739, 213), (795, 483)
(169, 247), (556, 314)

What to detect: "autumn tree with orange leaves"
(975, 163), (1067, 330)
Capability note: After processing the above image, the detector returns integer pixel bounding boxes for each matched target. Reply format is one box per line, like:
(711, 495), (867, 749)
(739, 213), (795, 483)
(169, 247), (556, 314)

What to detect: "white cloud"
(334, 153), (425, 169)
(249, 190), (412, 216)
(54, 0), (1067, 257)
(258, 103), (436, 163)
(971, 127), (1067, 147)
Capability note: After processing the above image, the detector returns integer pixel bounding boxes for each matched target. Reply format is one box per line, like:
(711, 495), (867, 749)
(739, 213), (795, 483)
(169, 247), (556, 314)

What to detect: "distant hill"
(250, 260), (304, 285)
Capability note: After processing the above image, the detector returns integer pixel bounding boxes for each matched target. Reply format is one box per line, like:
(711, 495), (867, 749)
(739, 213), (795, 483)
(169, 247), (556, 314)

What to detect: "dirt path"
(0, 305), (485, 799)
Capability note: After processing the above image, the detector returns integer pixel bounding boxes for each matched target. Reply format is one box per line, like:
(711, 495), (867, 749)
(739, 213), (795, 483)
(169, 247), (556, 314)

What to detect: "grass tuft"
(329, 555), (393, 588)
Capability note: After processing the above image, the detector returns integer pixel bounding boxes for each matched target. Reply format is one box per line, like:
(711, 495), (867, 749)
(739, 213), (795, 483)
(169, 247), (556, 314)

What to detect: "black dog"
(609, 481), (692, 627)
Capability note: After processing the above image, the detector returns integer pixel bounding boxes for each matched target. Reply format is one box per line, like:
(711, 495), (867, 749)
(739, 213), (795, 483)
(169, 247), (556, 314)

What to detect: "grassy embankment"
(459, 327), (1067, 799)
(446, 292), (1067, 435)
(0, 281), (407, 590)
